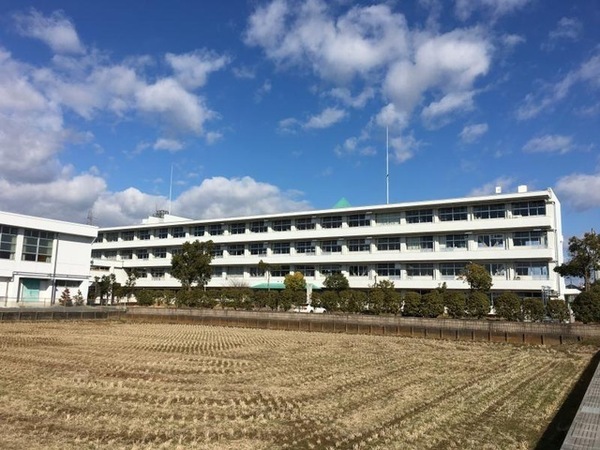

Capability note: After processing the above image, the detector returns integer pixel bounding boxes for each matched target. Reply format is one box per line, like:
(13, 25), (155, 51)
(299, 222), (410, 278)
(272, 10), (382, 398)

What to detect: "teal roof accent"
(333, 197), (351, 208)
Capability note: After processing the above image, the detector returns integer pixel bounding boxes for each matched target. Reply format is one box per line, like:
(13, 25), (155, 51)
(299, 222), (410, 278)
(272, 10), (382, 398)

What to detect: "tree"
(466, 292), (490, 318)
(445, 292), (466, 318)
(319, 291), (340, 312)
(402, 292), (422, 317)
(122, 270), (139, 301)
(339, 290), (367, 313)
(73, 290), (85, 306)
(171, 240), (214, 290)
(494, 292), (522, 321)
(58, 288), (72, 307)
(421, 291), (444, 318)
(284, 272), (306, 291)
(522, 298), (545, 322)
(554, 230), (600, 291)
(92, 274), (118, 305)
(370, 280), (401, 314)
(571, 291), (600, 324)
(323, 273), (349, 292)
(546, 299), (570, 323)
(459, 263), (492, 293)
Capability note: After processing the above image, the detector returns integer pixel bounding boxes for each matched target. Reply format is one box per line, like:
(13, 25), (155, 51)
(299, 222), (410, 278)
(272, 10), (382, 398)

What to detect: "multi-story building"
(0, 211), (98, 307)
(91, 186), (565, 300)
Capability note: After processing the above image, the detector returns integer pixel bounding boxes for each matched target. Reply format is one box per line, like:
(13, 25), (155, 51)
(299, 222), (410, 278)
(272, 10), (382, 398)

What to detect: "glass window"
(376, 263), (400, 277)
(226, 266), (244, 277)
(477, 234), (505, 249)
(321, 216), (342, 229)
(406, 263), (434, 278)
(249, 243), (267, 255)
(295, 241), (315, 254)
(295, 218), (315, 230)
(473, 204), (505, 219)
(349, 265), (368, 276)
(212, 267), (223, 277)
(171, 247), (182, 257)
(348, 214), (369, 227)
(377, 237), (401, 251)
(515, 261), (548, 279)
(0, 226), (18, 260)
(376, 213), (401, 226)
(91, 250), (101, 259)
(157, 228), (168, 239)
(121, 231), (134, 241)
(153, 247), (167, 258)
(440, 262), (466, 278)
(250, 221), (268, 233)
(484, 263), (506, 277)
(249, 267), (262, 277)
(136, 249), (149, 260)
(272, 219), (291, 232)
(406, 236), (433, 251)
(228, 244), (244, 256)
(211, 245), (223, 258)
(512, 200), (546, 217)
(208, 224), (223, 236)
(104, 250), (117, 260)
(348, 238), (370, 252)
(151, 269), (165, 280)
(191, 226), (205, 237)
(406, 209), (433, 224)
(271, 266), (290, 277)
(22, 229), (54, 262)
(229, 223), (246, 235)
(138, 229), (150, 240)
(321, 240), (341, 253)
(171, 227), (185, 238)
(106, 232), (118, 242)
(272, 242), (290, 254)
(439, 206), (468, 221)
(120, 250), (132, 260)
(513, 231), (546, 247)
(443, 234), (467, 250)
(320, 265), (341, 276)
(294, 265), (315, 277)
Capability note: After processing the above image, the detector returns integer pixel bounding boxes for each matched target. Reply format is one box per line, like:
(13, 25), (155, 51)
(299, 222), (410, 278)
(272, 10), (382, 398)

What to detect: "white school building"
(91, 186), (566, 301)
(0, 211), (98, 307)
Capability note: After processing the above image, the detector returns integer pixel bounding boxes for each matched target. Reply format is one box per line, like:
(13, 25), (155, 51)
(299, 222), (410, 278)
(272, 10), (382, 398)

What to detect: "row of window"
(97, 201), (548, 242)
(92, 231), (548, 260)
(0, 226), (55, 262)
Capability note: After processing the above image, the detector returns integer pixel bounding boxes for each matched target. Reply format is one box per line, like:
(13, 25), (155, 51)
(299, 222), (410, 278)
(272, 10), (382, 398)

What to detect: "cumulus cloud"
(522, 135), (573, 154)
(13, 9), (85, 54)
(304, 107), (347, 129)
(389, 134), (421, 163)
(548, 17), (582, 43)
(555, 172), (600, 211)
(468, 176), (516, 196)
(166, 50), (230, 89)
(328, 87), (375, 108)
(153, 138), (184, 152)
(454, 0), (532, 21)
(421, 91), (475, 126)
(459, 123), (489, 143)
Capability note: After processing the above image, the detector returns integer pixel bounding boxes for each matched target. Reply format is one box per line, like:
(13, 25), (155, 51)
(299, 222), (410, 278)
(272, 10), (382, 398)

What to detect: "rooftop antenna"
(168, 163), (173, 215)
(386, 126), (389, 204)
(86, 209), (94, 225)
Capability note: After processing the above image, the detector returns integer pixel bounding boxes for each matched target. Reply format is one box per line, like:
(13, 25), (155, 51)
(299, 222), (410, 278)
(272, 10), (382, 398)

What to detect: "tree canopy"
(554, 230), (600, 291)
(459, 263), (492, 293)
(323, 272), (349, 291)
(171, 240), (214, 290)
(284, 272), (306, 291)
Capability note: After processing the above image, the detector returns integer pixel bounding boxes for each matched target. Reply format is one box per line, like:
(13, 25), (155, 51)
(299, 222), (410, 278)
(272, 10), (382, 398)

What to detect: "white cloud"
(548, 17), (582, 43)
(153, 138), (184, 152)
(334, 133), (376, 157)
(421, 91), (475, 125)
(501, 34), (525, 48)
(555, 172), (600, 211)
(304, 107), (347, 129)
(389, 134), (421, 163)
(14, 9), (85, 54)
(468, 176), (516, 196)
(328, 87), (375, 108)
(165, 50), (229, 89)
(278, 117), (301, 133)
(454, 0), (531, 21)
(459, 123), (489, 143)
(522, 135), (573, 154)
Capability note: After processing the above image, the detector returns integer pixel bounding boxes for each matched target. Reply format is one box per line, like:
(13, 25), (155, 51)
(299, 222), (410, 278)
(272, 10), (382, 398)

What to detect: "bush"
(402, 292), (422, 317)
(135, 289), (158, 306)
(421, 291), (444, 318)
(546, 299), (570, 323)
(466, 292), (490, 318)
(522, 298), (545, 322)
(444, 292), (466, 318)
(340, 290), (367, 313)
(319, 291), (340, 312)
(494, 292), (522, 321)
(572, 291), (600, 324)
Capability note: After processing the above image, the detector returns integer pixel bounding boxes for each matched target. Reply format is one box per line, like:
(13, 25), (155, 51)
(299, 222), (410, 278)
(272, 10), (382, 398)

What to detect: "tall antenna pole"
(386, 127), (389, 204)
(168, 163), (173, 215)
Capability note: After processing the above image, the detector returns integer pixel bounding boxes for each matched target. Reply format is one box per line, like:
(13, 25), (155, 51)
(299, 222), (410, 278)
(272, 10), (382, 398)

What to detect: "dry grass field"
(0, 321), (594, 450)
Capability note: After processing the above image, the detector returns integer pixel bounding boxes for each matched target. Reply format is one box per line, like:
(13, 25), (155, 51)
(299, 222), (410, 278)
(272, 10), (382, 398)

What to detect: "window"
(377, 237), (401, 251)
(321, 215), (342, 229)
(22, 229), (54, 262)
(294, 265), (315, 277)
(295, 241), (315, 254)
(376, 213), (401, 226)
(377, 263), (400, 277)
(440, 262), (466, 279)
(513, 231), (546, 247)
(349, 265), (368, 276)
(120, 250), (132, 260)
(137, 249), (149, 260)
(211, 245), (223, 258)
(153, 247), (167, 259)
(406, 263), (434, 278)
(171, 227), (185, 238)
(0, 226), (18, 260)
(474, 204), (505, 219)
(226, 266), (244, 277)
(271, 266), (290, 277)
(104, 250), (117, 260)
(171, 247), (182, 257)
(208, 224), (223, 236)
(512, 200), (546, 217)
(228, 244), (245, 256)
(320, 265), (341, 276)
(97, 233), (104, 242)
(515, 261), (548, 279)
(229, 223), (246, 235)
(484, 263), (506, 277)
(406, 209), (433, 224)
(91, 250), (101, 259)
(212, 267), (223, 277)
(321, 240), (341, 254)
(442, 234), (467, 250)
(191, 226), (205, 237)
(477, 234), (505, 249)
(121, 231), (134, 241)
(151, 269), (165, 280)
(295, 218), (315, 230)
(156, 228), (168, 239)
(106, 232), (118, 242)
(272, 242), (290, 254)
(439, 206), (468, 221)
(348, 238), (370, 252)
(348, 214), (369, 227)
(249, 243), (266, 255)
(249, 267), (262, 277)
(406, 236), (433, 251)
(272, 219), (291, 232)
(138, 230), (150, 240)
(250, 221), (267, 233)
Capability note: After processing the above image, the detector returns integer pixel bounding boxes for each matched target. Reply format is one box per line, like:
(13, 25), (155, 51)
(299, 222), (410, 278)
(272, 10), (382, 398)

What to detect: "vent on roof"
(495, 186), (502, 194)
(517, 185), (528, 193)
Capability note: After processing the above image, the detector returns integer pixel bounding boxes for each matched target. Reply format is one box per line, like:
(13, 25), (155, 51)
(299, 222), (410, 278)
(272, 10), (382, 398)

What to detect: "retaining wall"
(0, 307), (126, 322)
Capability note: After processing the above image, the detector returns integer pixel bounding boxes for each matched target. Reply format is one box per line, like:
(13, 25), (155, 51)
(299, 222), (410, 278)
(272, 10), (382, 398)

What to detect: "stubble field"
(0, 321), (594, 449)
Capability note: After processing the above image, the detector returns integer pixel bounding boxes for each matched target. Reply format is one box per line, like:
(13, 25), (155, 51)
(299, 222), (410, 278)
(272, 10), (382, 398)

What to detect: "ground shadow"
(534, 349), (600, 450)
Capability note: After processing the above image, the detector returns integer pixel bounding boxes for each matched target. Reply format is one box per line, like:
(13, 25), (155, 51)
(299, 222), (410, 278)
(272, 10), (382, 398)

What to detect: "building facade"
(91, 187), (565, 300)
(0, 211), (98, 307)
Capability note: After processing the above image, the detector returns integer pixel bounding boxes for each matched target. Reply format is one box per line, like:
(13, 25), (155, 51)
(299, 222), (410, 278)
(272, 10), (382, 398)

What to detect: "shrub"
(319, 291), (340, 312)
(421, 291), (444, 318)
(340, 290), (367, 313)
(494, 292), (522, 321)
(466, 292), (490, 318)
(444, 292), (466, 318)
(572, 291), (600, 324)
(402, 292), (422, 317)
(135, 289), (157, 306)
(546, 299), (570, 323)
(522, 298), (545, 322)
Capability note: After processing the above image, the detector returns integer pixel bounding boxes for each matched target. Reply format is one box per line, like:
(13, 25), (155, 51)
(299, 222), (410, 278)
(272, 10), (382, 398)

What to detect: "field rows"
(0, 321), (594, 449)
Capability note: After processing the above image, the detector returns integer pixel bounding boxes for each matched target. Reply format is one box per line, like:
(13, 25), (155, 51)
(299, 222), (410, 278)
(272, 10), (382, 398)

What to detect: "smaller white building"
(0, 211), (98, 307)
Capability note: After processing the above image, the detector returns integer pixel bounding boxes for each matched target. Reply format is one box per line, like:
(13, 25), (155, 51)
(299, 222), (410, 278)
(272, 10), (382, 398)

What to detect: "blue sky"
(0, 0), (598, 240)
